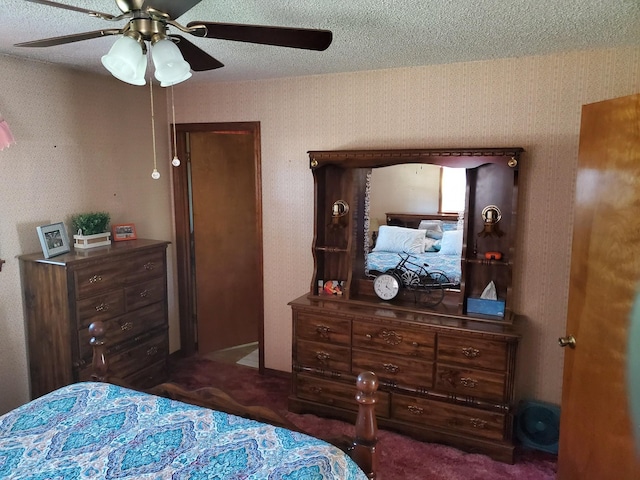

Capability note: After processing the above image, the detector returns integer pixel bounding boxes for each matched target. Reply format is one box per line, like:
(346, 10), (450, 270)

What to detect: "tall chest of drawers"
(289, 295), (520, 463)
(19, 239), (170, 399)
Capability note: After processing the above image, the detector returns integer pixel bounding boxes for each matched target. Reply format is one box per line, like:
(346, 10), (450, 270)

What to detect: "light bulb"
(151, 168), (161, 180)
(171, 156), (181, 167)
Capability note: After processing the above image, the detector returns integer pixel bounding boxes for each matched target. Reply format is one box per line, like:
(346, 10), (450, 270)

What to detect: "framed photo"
(112, 223), (137, 242)
(36, 222), (70, 259)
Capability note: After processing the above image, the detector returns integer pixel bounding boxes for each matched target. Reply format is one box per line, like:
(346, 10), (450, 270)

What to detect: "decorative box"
(73, 232), (112, 249)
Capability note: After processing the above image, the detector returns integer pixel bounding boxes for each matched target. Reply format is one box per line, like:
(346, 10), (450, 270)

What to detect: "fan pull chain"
(171, 85), (180, 167)
(150, 76), (160, 180)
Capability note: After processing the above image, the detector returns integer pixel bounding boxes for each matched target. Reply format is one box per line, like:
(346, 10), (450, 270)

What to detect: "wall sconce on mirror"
(330, 200), (349, 228)
(478, 205), (504, 238)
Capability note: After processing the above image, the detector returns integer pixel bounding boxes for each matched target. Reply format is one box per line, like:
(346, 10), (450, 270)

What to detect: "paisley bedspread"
(0, 382), (367, 479)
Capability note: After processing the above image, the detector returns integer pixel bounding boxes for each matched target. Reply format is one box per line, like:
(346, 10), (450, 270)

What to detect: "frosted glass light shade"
(101, 35), (146, 86)
(152, 38), (192, 87)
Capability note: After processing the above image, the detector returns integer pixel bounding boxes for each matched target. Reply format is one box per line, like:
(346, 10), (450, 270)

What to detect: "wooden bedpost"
(350, 371), (379, 479)
(89, 321), (108, 382)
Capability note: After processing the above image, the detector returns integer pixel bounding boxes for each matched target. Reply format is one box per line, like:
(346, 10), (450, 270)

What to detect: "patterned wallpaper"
(176, 47), (640, 405)
(1, 47), (638, 414)
(0, 55), (177, 414)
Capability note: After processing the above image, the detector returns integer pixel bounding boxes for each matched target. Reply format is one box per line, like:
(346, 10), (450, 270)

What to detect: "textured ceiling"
(1, 0), (639, 84)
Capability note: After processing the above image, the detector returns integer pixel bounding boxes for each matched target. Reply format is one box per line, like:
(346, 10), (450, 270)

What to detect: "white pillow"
(418, 220), (443, 239)
(423, 237), (440, 252)
(373, 225), (426, 254)
(439, 229), (463, 256)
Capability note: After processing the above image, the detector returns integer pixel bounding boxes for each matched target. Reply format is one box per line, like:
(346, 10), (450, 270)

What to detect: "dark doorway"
(172, 122), (263, 372)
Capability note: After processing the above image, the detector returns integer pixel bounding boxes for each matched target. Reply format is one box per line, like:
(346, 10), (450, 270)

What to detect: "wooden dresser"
(290, 295), (519, 462)
(289, 148), (524, 463)
(19, 239), (170, 399)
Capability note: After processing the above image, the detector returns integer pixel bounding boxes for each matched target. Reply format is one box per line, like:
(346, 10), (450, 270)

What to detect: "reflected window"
(440, 167), (466, 213)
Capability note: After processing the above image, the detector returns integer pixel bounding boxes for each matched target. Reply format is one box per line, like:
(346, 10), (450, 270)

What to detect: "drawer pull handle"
(316, 351), (330, 364)
(120, 321), (133, 331)
(380, 329), (402, 346)
(147, 346), (158, 356)
(144, 262), (156, 271)
(365, 334), (372, 340)
(139, 289), (150, 298)
(412, 341), (419, 347)
(470, 418), (487, 429)
(383, 363), (399, 374)
(89, 275), (102, 284)
(309, 386), (323, 394)
(462, 347), (480, 358)
(95, 303), (110, 312)
(460, 377), (478, 388)
(316, 325), (331, 338)
(407, 405), (424, 415)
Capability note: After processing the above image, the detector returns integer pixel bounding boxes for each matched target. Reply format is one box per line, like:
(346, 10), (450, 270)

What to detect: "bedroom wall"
(369, 164), (441, 224)
(174, 46), (640, 405)
(0, 55), (177, 415)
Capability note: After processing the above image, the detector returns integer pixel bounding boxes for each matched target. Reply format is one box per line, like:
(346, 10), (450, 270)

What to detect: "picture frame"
(36, 222), (70, 259)
(112, 223), (137, 242)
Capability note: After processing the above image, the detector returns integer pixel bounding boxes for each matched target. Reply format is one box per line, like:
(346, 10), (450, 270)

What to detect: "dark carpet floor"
(169, 355), (557, 480)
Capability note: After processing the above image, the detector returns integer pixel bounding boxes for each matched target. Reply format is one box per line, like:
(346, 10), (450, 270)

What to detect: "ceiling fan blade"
(15, 29), (122, 48)
(186, 22), (332, 51)
(142, 0), (203, 19)
(170, 35), (224, 71)
(24, 0), (117, 20)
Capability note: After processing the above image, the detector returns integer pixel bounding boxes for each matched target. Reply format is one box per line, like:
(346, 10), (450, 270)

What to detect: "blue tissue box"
(467, 298), (505, 317)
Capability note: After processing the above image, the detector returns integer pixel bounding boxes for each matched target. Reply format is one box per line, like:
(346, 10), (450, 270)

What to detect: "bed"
(0, 322), (379, 479)
(367, 212), (463, 285)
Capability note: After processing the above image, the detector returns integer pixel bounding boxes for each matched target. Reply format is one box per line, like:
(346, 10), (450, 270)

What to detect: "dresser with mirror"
(288, 148), (524, 462)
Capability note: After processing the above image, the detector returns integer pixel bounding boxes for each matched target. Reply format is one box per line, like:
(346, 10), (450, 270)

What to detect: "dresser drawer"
(353, 320), (434, 360)
(296, 339), (350, 372)
(125, 250), (166, 284)
(392, 393), (508, 441)
(435, 365), (506, 402)
(106, 332), (168, 379)
(78, 303), (166, 359)
(74, 261), (124, 298)
(437, 335), (508, 371)
(124, 360), (167, 389)
(352, 349), (433, 389)
(76, 290), (126, 328)
(125, 277), (166, 311)
(295, 312), (351, 345)
(295, 373), (390, 418)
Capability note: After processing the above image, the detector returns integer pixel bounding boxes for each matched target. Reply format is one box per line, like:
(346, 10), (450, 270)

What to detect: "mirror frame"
(308, 147), (523, 321)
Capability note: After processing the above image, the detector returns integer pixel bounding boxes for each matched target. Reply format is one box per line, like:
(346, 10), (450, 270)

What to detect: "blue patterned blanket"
(0, 382), (367, 479)
(367, 251), (461, 284)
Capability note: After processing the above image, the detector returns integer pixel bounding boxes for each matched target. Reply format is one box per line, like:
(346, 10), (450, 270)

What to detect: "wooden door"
(558, 93), (640, 479)
(172, 122), (263, 361)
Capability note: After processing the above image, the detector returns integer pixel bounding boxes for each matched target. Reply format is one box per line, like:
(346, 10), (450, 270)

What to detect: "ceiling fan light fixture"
(151, 37), (192, 87)
(101, 34), (146, 86)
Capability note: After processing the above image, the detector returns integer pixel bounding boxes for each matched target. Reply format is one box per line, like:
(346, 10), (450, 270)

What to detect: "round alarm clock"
(373, 271), (401, 300)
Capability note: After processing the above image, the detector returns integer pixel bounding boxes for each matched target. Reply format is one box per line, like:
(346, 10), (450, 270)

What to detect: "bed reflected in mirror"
(364, 163), (467, 291)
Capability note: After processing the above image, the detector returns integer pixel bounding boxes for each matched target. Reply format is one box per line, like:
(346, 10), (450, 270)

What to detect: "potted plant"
(71, 211), (112, 249)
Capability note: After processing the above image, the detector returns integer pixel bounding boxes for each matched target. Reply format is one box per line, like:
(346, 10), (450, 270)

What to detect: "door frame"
(171, 122), (264, 372)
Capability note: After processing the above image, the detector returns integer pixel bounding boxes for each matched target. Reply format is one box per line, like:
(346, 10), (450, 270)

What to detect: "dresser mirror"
(307, 147), (522, 322)
(364, 163), (466, 295)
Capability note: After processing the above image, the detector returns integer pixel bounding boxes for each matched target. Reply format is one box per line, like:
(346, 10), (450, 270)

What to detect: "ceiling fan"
(15, 0), (333, 86)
